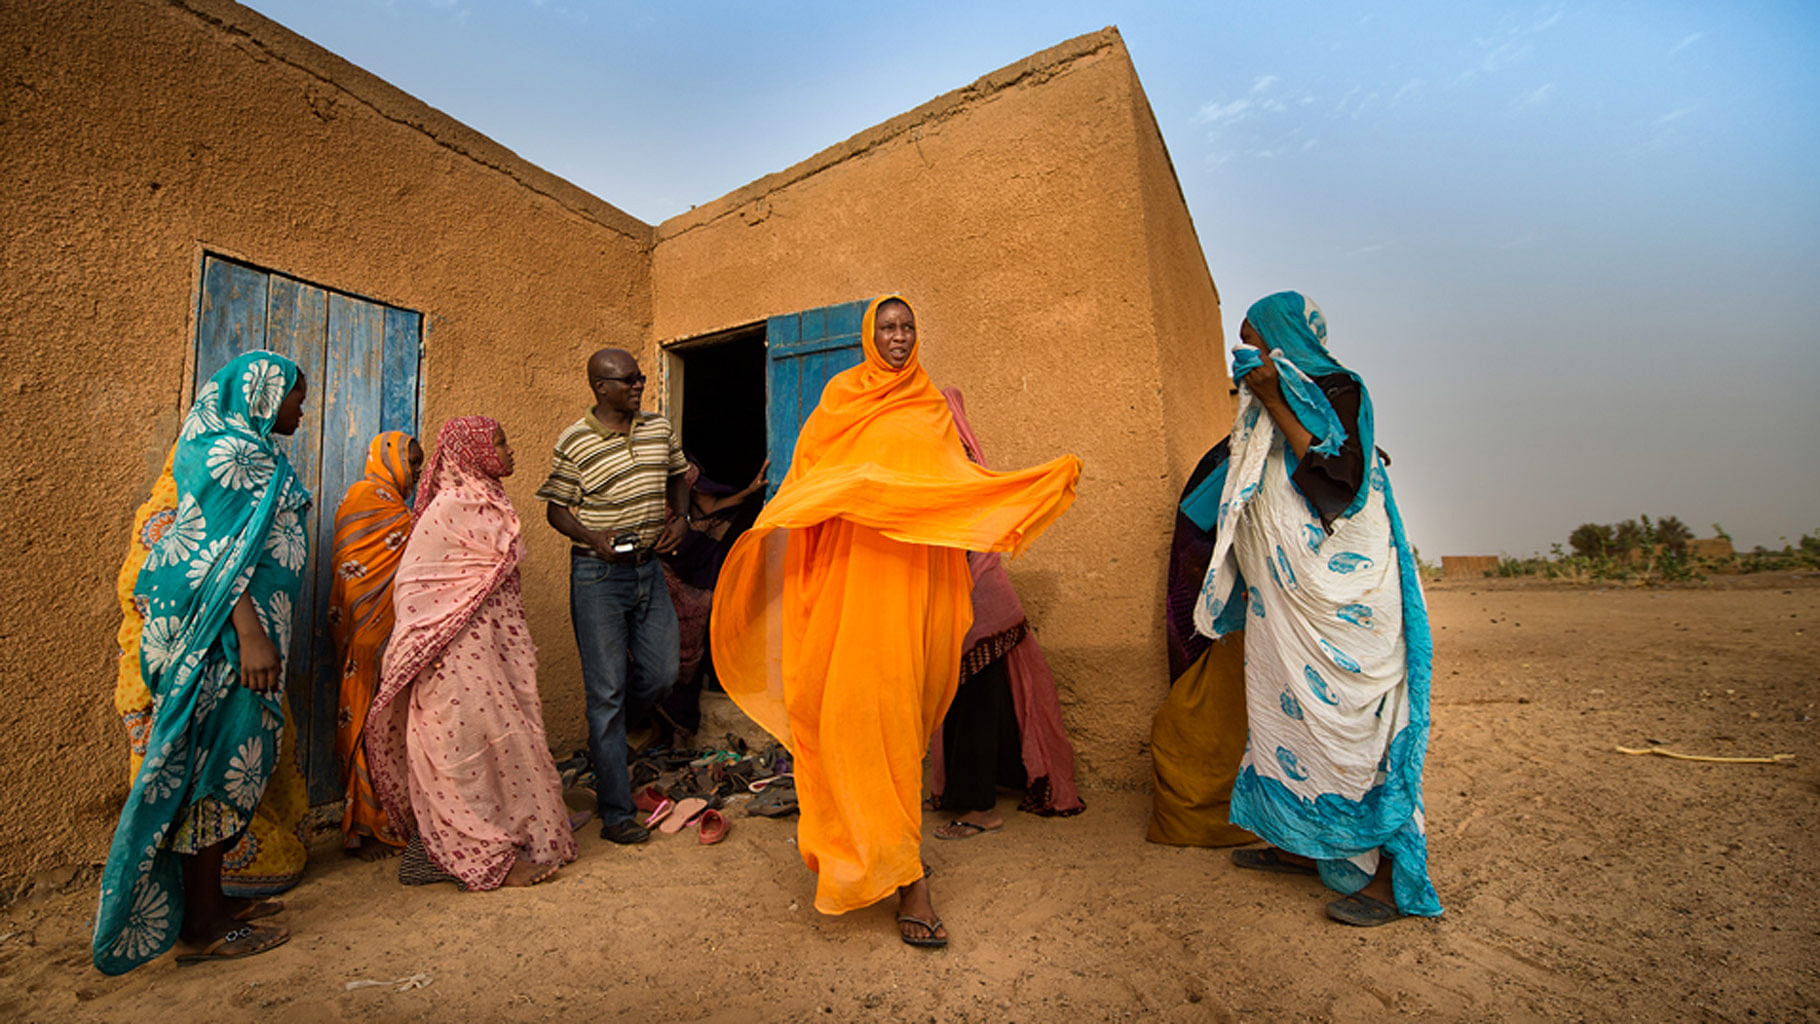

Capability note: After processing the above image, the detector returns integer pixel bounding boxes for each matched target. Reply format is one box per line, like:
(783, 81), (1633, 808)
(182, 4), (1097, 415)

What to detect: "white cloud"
(1480, 41), (1533, 73)
(1667, 32), (1702, 56)
(1392, 78), (1426, 105)
(1194, 98), (1253, 126)
(1656, 106), (1696, 125)
(1194, 73), (1286, 126)
(1509, 82), (1555, 111)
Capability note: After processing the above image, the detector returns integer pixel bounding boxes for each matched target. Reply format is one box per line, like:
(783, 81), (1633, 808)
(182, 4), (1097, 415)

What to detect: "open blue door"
(764, 299), (868, 496)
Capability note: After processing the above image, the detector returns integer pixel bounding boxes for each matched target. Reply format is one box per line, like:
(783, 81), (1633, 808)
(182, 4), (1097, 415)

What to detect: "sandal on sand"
(231, 899), (283, 922)
(746, 786), (798, 818)
(933, 820), (1001, 841)
(1231, 847), (1319, 876)
(896, 915), (948, 949)
(1326, 892), (1403, 927)
(643, 798), (676, 828)
(175, 923), (290, 965)
(696, 808), (730, 845)
(661, 797), (709, 835)
(747, 773), (793, 793)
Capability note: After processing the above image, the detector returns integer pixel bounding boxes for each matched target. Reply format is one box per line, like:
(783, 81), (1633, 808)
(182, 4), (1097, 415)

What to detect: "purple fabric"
(1166, 439), (1231, 682)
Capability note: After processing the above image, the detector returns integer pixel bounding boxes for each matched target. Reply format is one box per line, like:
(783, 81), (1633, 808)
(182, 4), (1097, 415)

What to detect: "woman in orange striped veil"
(329, 431), (422, 859)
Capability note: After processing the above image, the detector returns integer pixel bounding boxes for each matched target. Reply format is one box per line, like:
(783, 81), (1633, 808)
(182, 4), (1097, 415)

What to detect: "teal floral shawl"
(92, 351), (312, 975)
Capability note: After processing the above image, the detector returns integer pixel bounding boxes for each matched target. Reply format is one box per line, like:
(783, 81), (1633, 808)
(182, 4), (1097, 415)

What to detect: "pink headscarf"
(413, 415), (507, 515)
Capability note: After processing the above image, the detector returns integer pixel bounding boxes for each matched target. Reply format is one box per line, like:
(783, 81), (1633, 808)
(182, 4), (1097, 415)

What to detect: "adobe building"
(0, 0), (1232, 890)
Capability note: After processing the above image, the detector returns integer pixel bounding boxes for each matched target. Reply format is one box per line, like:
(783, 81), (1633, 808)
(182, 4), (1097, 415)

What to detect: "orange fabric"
(711, 295), (1081, 914)
(329, 431), (416, 849)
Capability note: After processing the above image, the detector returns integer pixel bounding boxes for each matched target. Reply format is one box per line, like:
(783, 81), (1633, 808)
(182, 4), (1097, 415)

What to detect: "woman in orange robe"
(711, 295), (1080, 947)
(329, 431), (422, 858)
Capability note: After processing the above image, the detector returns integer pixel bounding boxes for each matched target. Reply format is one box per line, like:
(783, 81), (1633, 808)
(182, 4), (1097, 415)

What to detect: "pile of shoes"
(552, 734), (797, 843)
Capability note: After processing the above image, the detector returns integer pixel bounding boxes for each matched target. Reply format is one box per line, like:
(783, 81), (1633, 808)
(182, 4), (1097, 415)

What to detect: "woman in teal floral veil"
(93, 350), (310, 973)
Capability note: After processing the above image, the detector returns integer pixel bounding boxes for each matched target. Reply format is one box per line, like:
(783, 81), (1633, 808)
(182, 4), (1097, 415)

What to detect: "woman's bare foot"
(226, 897), (284, 922)
(501, 857), (559, 888)
(933, 810), (1003, 841)
(895, 876), (948, 946)
(1358, 855), (1395, 903)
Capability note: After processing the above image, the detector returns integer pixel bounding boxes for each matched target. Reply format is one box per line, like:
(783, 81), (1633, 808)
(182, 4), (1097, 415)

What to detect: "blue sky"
(241, 0), (1819, 557)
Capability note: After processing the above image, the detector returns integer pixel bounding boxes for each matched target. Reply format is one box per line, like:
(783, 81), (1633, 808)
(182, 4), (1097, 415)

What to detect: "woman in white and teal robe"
(1187, 291), (1440, 925)
(92, 351), (310, 973)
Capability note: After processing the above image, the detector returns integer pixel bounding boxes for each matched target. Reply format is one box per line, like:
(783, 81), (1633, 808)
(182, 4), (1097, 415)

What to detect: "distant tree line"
(1487, 516), (1820, 584)
(1567, 514), (1693, 559)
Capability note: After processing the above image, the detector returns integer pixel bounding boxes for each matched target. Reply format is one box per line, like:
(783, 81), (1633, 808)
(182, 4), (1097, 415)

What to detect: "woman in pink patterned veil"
(366, 416), (578, 890)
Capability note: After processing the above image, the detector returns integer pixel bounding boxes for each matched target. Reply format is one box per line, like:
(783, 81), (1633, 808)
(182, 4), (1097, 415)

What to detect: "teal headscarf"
(93, 350), (312, 975)
(1232, 291), (1376, 520)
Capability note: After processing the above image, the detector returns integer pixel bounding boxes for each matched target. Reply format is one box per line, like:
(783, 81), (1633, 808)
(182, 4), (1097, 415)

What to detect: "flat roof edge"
(655, 26), (1127, 241)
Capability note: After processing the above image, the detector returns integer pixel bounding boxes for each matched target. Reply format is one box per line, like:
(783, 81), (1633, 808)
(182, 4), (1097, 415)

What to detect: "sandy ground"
(4, 574), (1817, 1023)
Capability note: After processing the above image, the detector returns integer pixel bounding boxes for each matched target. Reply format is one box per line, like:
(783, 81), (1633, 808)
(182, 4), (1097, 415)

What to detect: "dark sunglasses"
(592, 372), (647, 387)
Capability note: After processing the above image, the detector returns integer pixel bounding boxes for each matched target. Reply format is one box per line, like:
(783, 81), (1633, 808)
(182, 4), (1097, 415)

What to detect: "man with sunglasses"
(537, 347), (691, 845)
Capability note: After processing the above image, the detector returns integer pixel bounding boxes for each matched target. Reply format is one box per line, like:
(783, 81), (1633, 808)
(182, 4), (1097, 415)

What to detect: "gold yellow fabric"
(1147, 635), (1256, 847)
(711, 295), (1080, 913)
(114, 446), (308, 895)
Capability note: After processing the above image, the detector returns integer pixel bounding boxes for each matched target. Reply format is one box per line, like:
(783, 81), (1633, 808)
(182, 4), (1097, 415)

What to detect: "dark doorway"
(670, 324), (767, 490)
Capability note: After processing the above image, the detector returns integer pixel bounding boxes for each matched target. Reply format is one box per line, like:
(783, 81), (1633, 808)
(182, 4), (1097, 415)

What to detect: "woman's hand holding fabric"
(1242, 354), (1282, 400)
(1241, 356), (1317, 460)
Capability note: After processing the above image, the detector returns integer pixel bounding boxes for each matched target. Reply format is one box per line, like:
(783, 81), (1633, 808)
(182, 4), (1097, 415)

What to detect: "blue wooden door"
(194, 254), (421, 804)
(764, 299), (868, 495)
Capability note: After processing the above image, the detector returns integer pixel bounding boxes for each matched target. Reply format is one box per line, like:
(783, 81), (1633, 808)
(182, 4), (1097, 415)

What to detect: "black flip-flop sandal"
(1231, 847), (1319, 875)
(933, 820), (1002, 841)
(896, 915), (948, 949)
(1326, 892), (1403, 927)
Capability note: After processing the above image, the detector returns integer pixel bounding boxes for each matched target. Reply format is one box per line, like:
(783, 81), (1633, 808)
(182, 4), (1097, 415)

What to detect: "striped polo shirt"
(534, 409), (688, 551)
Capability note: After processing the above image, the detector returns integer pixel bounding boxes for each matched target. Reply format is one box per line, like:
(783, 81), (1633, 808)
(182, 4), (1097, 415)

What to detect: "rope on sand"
(1614, 746), (1794, 764)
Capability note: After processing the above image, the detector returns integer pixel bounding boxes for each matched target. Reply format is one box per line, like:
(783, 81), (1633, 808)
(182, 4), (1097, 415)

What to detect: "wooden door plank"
(380, 308), (422, 437)
(193, 257), (269, 391)
(263, 276), (330, 755)
(304, 294), (387, 803)
(764, 301), (866, 495)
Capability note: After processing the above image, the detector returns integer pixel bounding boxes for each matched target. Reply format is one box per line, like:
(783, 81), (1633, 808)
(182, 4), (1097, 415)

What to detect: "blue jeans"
(569, 552), (679, 825)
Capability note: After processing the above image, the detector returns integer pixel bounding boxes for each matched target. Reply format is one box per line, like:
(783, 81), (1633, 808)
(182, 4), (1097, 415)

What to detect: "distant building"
(1689, 537), (1735, 561)
(1443, 556), (1500, 578)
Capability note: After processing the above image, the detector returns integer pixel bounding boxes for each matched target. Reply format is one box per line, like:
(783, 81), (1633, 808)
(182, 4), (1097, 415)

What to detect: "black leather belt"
(575, 547), (657, 565)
